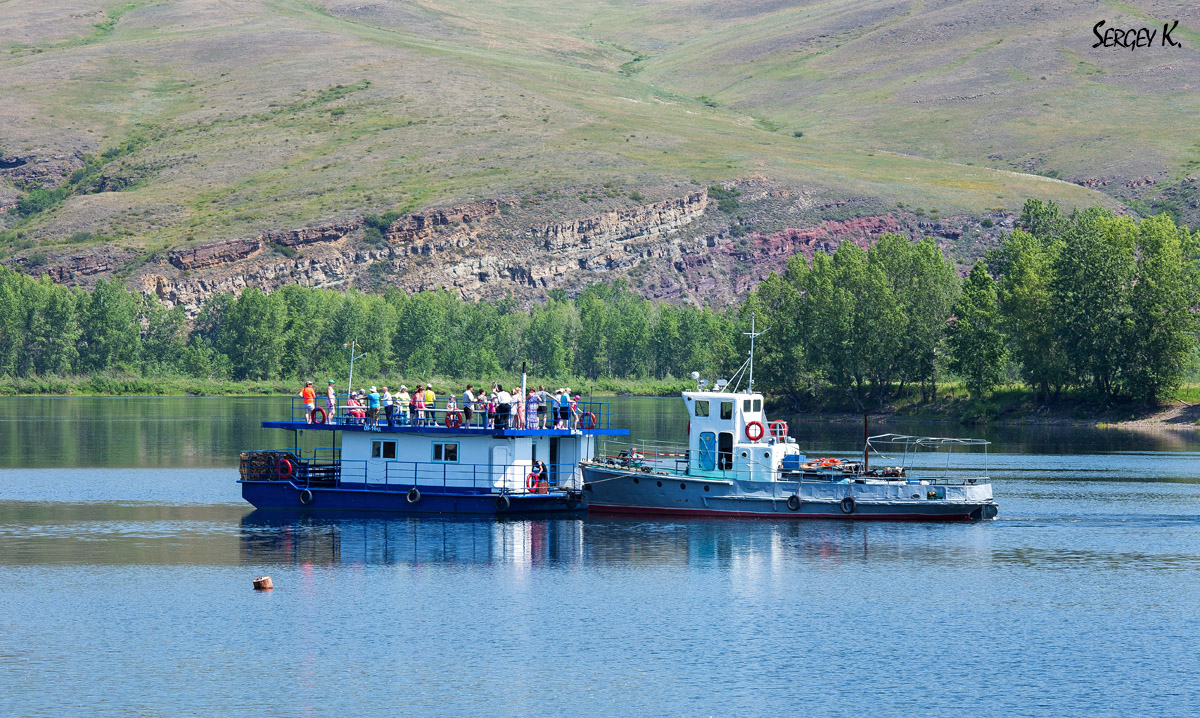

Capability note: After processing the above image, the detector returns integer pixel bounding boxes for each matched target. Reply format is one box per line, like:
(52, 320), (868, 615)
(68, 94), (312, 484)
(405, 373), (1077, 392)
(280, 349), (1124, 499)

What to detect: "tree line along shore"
(0, 199), (1196, 423)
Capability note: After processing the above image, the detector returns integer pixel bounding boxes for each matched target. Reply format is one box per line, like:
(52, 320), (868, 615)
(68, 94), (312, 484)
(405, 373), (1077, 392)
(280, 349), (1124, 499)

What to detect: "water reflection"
(239, 513), (1015, 570)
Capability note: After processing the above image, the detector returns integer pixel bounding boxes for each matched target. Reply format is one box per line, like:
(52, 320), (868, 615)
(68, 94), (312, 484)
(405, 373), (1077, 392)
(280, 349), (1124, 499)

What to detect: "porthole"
(740, 451), (748, 458)
(704, 485), (710, 492)
(633, 477), (639, 484)
(680, 483), (687, 490)
(656, 480), (662, 488)
(763, 452), (770, 458)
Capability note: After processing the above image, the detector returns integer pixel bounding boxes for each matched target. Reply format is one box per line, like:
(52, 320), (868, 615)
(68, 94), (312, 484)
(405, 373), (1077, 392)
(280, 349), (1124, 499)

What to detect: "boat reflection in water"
(240, 511), (997, 569)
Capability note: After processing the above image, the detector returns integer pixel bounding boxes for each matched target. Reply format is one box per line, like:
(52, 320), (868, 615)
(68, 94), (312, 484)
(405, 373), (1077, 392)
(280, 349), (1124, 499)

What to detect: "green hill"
(0, 0), (1195, 259)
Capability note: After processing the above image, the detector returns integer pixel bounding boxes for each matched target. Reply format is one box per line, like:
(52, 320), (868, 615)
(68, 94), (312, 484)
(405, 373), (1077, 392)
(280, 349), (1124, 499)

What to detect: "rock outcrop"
(10, 182), (995, 316)
(530, 192), (707, 250)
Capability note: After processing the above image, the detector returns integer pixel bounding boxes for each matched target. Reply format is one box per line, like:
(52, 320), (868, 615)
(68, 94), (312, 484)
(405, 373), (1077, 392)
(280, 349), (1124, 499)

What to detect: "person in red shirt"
(299, 381), (317, 424)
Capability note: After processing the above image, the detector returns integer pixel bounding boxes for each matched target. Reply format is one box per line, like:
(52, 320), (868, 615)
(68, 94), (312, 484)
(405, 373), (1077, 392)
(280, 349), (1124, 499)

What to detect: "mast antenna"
(743, 313), (770, 394)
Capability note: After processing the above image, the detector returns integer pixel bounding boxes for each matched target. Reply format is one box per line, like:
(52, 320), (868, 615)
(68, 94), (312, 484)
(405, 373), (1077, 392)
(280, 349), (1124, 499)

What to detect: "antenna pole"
(742, 313), (770, 394)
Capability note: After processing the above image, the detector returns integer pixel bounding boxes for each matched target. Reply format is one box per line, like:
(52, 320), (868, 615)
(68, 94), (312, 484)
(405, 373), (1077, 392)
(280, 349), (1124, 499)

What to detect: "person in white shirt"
(381, 387), (394, 427)
(462, 384), (476, 426)
(496, 387), (512, 429)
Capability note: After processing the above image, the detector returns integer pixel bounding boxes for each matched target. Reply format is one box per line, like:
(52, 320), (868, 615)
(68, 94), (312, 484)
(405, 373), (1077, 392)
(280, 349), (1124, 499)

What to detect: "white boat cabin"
(340, 429), (594, 492)
(682, 390), (803, 481)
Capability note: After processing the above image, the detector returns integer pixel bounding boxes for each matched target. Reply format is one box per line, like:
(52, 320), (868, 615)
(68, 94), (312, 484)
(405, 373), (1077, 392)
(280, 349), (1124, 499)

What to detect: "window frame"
(432, 442), (460, 463)
(720, 401), (733, 420)
(371, 440), (396, 459)
(695, 400), (710, 417)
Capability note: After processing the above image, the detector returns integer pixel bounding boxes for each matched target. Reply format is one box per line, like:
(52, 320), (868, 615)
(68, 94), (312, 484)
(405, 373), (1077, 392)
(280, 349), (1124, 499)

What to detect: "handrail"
(287, 394), (618, 432)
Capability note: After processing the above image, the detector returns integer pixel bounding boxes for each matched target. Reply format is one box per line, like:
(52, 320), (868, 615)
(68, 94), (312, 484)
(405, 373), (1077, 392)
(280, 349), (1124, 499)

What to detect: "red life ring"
(769, 420), (787, 438)
(745, 420), (765, 442)
(277, 458), (294, 479)
(445, 410), (463, 429)
(582, 412), (597, 430)
(312, 407), (326, 424)
(526, 472), (539, 491)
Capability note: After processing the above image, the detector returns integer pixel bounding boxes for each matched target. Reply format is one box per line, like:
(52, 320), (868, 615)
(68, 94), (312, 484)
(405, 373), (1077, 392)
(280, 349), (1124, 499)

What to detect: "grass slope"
(2, 0), (1192, 255)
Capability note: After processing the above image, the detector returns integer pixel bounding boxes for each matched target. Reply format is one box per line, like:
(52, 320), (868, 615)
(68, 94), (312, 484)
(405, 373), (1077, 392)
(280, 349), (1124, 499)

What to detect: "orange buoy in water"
(253, 576), (274, 591)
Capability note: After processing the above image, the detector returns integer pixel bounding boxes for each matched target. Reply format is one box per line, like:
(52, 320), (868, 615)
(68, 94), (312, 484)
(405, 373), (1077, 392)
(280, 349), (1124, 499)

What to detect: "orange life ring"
(817, 457), (841, 468)
(769, 420), (787, 438)
(278, 458), (294, 479)
(445, 410), (463, 429)
(526, 472), (539, 491)
(745, 420), (765, 442)
(312, 407), (326, 424)
(582, 412), (597, 430)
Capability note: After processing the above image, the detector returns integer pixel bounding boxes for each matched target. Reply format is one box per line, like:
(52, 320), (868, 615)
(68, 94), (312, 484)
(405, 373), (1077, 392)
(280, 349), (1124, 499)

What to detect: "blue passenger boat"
(239, 387), (627, 515)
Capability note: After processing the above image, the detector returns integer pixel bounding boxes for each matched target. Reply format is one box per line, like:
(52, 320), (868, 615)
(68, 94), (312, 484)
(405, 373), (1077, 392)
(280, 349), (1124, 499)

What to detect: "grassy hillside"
(1, 0), (1194, 257)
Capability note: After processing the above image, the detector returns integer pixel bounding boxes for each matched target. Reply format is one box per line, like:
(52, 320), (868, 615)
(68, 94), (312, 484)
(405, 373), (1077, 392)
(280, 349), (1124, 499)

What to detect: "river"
(2, 396), (1199, 716)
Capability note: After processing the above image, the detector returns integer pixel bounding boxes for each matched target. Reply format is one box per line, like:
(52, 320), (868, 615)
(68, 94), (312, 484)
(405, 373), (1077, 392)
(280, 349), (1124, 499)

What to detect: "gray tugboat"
(580, 318), (998, 521)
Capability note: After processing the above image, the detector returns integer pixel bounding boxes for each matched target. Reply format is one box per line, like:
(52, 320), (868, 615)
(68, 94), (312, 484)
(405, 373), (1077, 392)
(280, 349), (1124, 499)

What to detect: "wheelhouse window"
(371, 440), (396, 459)
(433, 442), (459, 463)
(754, 399), (761, 412)
(695, 400), (710, 417)
(720, 401), (733, 420)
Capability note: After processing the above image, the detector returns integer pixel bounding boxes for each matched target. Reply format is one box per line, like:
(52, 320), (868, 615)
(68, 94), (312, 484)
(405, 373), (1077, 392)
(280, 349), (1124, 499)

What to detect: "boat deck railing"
(287, 394), (618, 432)
(240, 449), (580, 495)
(593, 438), (990, 485)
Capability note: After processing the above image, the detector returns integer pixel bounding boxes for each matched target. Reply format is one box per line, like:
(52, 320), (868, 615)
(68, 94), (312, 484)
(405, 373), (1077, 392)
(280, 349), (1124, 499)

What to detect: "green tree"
(948, 262), (1006, 397)
(990, 229), (1070, 403)
(1051, 208), (1135, 399)
(1124, 214), (1199, 404)
(78, 279), (141, 372)
(217, 288), (286, 380)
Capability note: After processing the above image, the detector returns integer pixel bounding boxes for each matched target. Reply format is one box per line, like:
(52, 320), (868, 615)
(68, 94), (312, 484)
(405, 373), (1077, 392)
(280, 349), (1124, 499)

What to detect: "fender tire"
(406, 487), (421, 504)
(299, 489), (313, 505)
(786, 494), (801, 511)
(494, 494), (511, 512)
(841, 496), (856, 514)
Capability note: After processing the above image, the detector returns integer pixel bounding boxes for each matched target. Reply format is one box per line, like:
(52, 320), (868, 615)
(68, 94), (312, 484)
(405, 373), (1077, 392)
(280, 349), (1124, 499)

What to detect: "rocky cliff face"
(10, 181), (991, 315)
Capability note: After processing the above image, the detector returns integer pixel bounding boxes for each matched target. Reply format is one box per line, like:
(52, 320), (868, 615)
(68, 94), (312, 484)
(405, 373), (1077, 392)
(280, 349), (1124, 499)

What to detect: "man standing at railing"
(382, 386), (394, 427)
(462, 384), (475, 426)
(326, 380), (337, 420)
(300, 381), (316, 424)
(367, 386), (381, 428)
(424, 384), (437, 425)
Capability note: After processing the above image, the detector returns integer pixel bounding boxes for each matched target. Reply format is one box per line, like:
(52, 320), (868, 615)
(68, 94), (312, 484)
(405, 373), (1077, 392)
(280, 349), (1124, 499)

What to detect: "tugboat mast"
(743, 313), (769, 394)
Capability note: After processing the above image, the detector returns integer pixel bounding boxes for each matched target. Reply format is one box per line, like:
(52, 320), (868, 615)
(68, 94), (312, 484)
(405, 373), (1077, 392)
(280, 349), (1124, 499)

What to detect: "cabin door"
(549, 437), (560, 488)
(491, 445), (510, 490)
(698, 432), (716, 471)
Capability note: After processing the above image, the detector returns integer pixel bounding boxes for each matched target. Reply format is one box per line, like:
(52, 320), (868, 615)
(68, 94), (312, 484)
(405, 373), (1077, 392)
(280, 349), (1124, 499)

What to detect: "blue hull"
(241, 480), (585, 516)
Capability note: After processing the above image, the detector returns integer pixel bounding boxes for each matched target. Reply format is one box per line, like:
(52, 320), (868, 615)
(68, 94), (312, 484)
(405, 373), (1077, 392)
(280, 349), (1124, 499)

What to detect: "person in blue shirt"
(367, 386), (382, 428)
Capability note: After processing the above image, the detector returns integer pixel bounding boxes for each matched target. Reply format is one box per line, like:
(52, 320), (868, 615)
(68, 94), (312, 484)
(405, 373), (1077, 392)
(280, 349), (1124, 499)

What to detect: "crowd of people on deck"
(300, 380), (586, 430)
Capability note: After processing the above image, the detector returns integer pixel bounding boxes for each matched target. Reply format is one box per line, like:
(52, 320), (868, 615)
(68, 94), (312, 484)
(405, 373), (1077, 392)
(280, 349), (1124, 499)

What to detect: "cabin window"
(744, 398), (762, 412)
(698, 432), (716, 471)
(432, 442), (459, 463)
(743, 399), (752, 412)
(718, 432), (733, 470)
(371, 440), (396, 459)
(720, 402), (733, 420)
(754, 399), (761, 412)
(695, 400), (709, 417)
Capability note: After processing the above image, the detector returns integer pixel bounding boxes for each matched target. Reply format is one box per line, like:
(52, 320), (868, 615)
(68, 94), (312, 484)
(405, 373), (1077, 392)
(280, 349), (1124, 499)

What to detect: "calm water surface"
(2, 397), (1199, 716)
